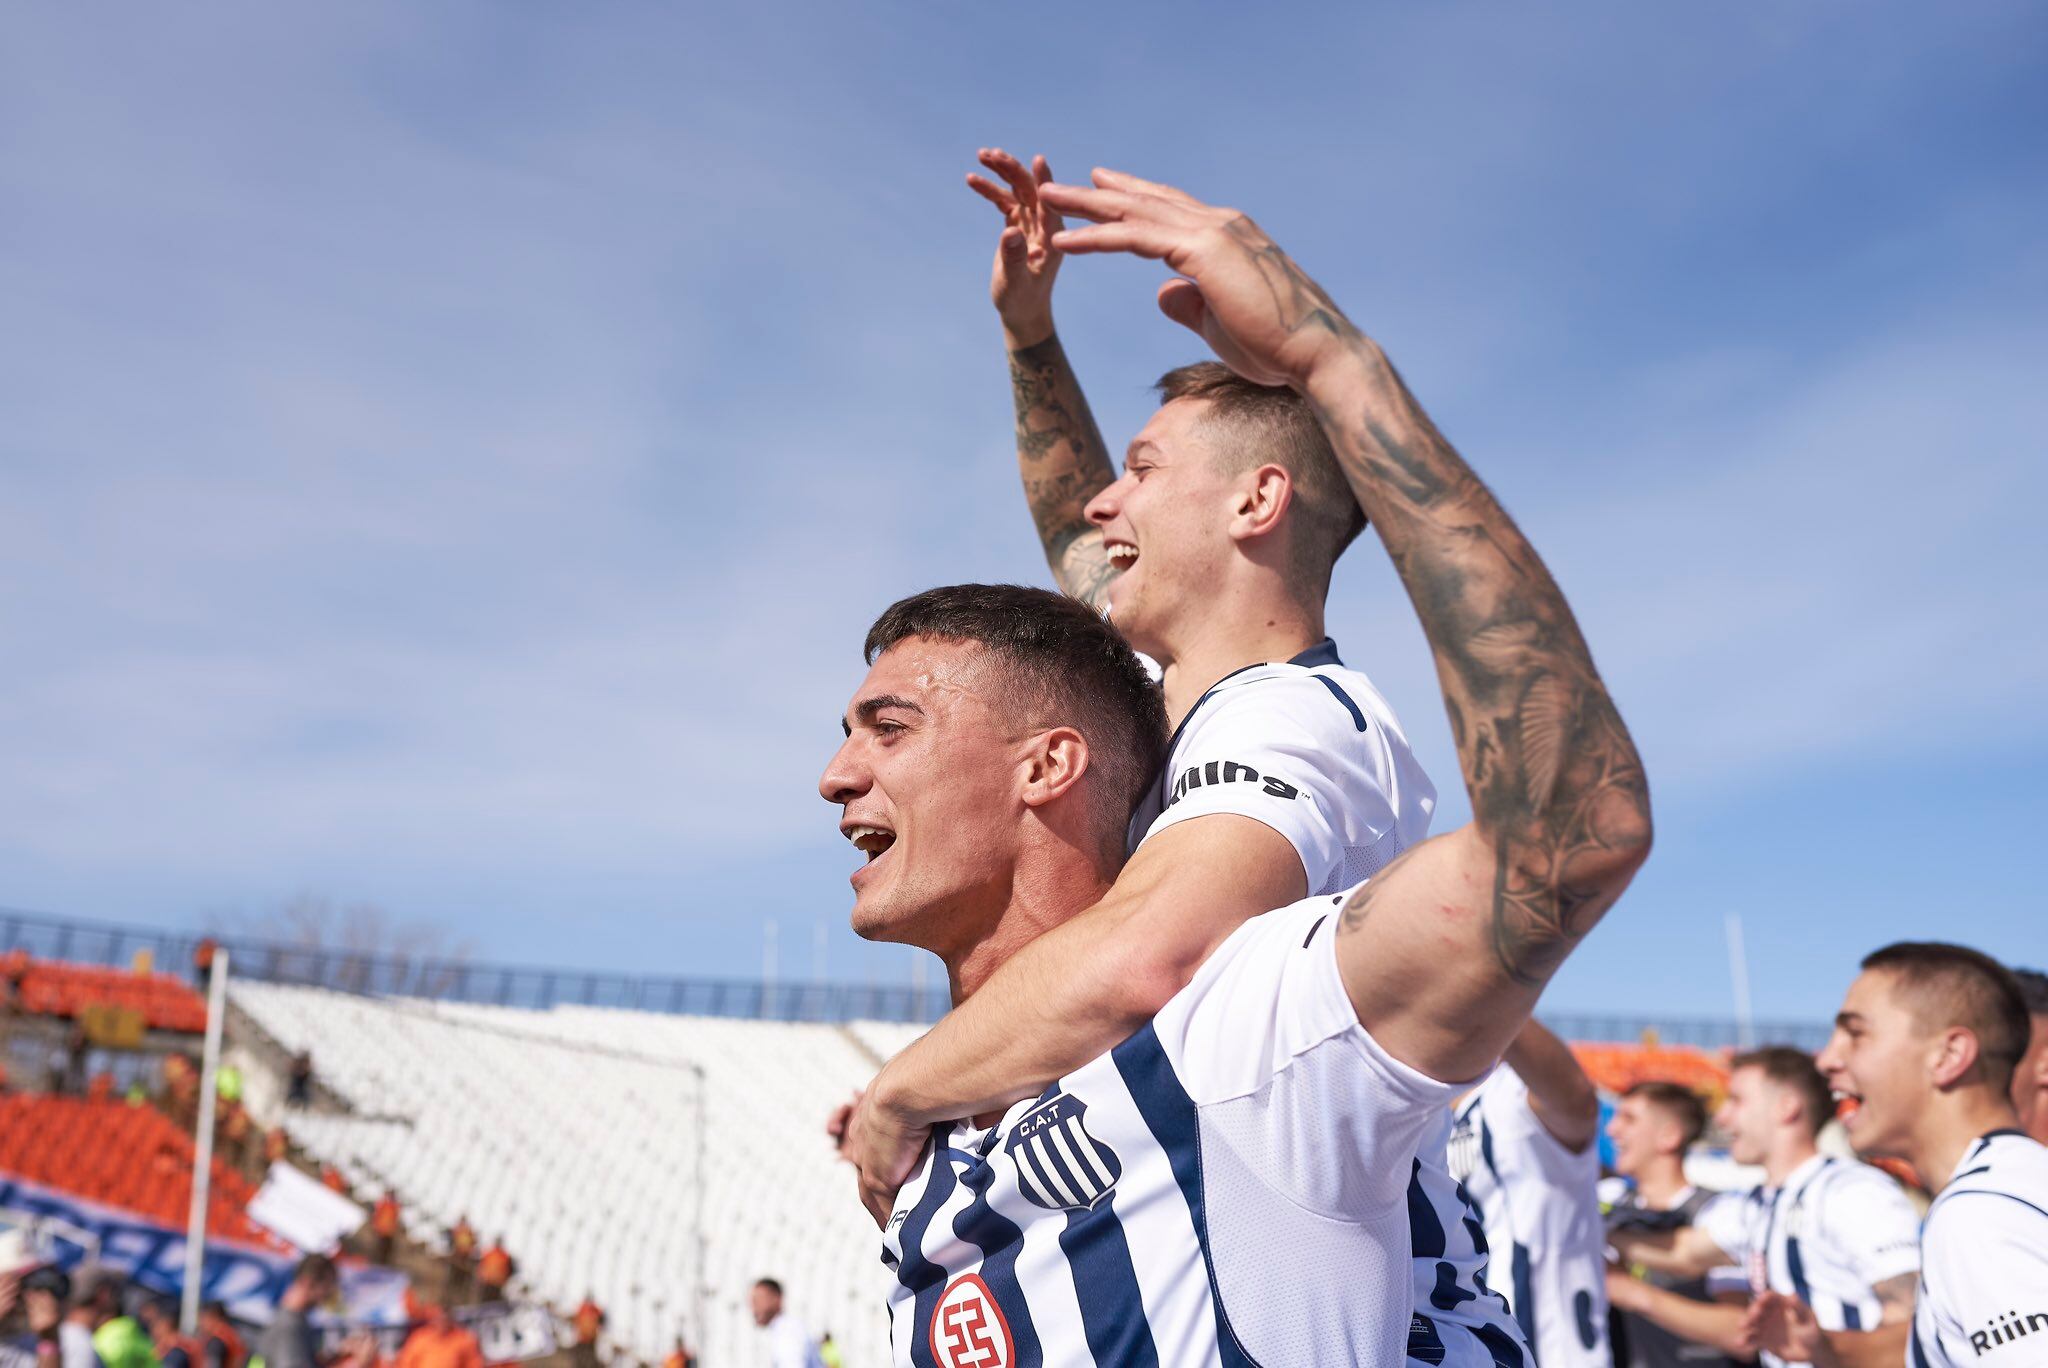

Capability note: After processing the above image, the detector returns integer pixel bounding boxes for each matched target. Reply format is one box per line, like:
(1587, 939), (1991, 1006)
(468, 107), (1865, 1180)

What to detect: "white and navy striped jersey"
(1128, 640), (1522, 1368)
(1127, 639), (1436, 895)
(882, 894), (1465, 1367)
(1693, 1154), (1921, 1368)
(1911, 1129), (2048, 1368)
(1448, 1067), (1611, 1368)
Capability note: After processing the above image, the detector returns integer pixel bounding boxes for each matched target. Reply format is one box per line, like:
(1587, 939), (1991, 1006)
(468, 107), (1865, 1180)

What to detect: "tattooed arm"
(1041, 168), (1653, 1082)
(968, 149), (1118, 608)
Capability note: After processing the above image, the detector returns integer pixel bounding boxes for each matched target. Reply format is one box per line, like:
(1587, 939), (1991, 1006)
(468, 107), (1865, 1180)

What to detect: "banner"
(246, 1163), (365, 1255)
(0, 1173), (407, 1327)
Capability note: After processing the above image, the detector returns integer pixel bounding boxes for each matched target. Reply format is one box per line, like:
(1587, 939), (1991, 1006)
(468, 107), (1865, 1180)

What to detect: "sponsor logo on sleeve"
(1971, 1309), (2048, 1356)
(1164, 759), (1300, 810)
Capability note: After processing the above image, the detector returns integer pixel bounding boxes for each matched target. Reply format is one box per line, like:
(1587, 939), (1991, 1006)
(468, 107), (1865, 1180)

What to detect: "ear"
(1019, 727), (1091, 809)
(1226, 464), (1293, 545)
(1929, 1026), (1983, 1089)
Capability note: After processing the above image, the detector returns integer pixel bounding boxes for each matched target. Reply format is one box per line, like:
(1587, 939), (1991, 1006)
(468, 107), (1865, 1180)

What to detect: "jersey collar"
(1290, 638), (1344, 668)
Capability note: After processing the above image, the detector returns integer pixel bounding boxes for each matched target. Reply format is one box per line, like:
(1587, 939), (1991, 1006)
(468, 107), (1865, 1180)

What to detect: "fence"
(2, 904), (1826, 1046)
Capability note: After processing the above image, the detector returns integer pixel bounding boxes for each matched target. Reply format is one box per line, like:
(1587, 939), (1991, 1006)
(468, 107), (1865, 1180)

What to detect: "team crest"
(930, 1273), (1014, 1368)
(1005, 1091), (1123, 1211)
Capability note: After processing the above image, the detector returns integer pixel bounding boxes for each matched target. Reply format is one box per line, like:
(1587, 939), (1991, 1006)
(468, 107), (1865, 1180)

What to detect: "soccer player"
(1747, 944), (2048, 1368)
(1447, 1021), (1611, 1367)
(822, 164), (1651, 1358)
(837, 151), (1525, 1362)
(1610, 1047), (1921, 1367)
(2009, 968), (2048, 1145)
(1604, 1083), (1745, 1368)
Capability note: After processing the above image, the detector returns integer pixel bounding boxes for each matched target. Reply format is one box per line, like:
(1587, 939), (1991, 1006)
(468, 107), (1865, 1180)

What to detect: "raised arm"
(1040, 169), (1653, 1083)
(967, 149), (1118, 608)
(1505, 1018), (1602, 1153)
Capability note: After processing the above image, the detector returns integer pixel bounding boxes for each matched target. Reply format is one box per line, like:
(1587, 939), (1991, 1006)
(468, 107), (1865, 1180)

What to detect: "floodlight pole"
(183, 948), (230, 1333)
(1725, 913), (1755, 1050)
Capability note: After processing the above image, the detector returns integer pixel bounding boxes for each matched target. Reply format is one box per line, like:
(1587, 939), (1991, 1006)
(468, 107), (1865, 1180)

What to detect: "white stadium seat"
(233, 982), (923, 1368)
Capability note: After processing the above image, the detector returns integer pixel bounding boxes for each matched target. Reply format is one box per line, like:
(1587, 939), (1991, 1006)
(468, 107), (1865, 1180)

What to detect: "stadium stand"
(231, 982), (890, 1368)
(2, 948), (209, 1033)
(0, 1094), (284, 1247)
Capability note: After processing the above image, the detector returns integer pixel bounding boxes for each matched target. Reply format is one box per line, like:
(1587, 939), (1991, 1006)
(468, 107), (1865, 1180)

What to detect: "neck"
(1762, 1133), (1820, 1186)
(1154, 591), (1325, 727)
(1905, 1090), (2022, 1191)
(941, 851), (1116, 1006)
(1631, 1157), (1692, 1207)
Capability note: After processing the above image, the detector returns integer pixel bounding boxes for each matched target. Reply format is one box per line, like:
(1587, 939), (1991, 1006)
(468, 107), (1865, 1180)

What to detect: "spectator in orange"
(395, 1292), (482, 1368)
(569, 1295), (604, 1368)
(372, 1194), (402, 1266)
(444, 1218), (477, 1304)
(196, 1303), (245, 1368)
(263, 1126), (290, 1167)
(659, 1337), (695, 1368)
(475, 1241), (512, 1304)
(192, 939), (218, 989)
(319, 1164), (347, 1194)
(137, 1296), (201, 1368)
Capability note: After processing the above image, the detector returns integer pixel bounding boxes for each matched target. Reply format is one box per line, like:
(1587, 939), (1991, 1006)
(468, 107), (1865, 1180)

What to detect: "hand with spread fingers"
(966, 148), (1064, 350)
(1039, 168), (1360, 391)
(1743, 1291), (1831, 1367)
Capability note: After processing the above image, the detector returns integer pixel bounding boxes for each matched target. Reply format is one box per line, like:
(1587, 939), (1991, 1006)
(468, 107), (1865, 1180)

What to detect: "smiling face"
(1083, 398), (1254, 660)
(1607, 1094), (1676, 1178)
(818, 637), (1034, 953)
(1816, 968), (1942, 1160)
(1712, 1065), (1781, 1167)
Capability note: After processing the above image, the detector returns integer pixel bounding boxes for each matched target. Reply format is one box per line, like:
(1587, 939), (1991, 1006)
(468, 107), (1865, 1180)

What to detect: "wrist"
(1001, 313), (1056, 352)
(1298, 330), (1384, 399)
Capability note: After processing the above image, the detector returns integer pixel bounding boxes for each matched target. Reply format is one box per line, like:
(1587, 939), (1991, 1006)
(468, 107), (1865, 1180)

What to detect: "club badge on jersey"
(1005, 1092), (1123, 1212)
(931, 1272), (1015, 1368)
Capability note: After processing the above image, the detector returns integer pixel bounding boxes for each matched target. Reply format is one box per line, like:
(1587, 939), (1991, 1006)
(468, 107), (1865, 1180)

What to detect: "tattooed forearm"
(1009, 335), (1116, 606)
(1270, 256), (1651, 986)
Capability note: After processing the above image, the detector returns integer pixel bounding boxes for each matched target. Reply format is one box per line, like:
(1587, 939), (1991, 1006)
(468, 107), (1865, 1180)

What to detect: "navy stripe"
(1112, 1023), (1257, 1368)
(1909, 1319), (1933, 1368)
(950, 1153), (1043, 1366)
(1509, 1243), (1536, 1361)
(1059, 1198), (1160, 1367)
(892, 1134), (964, 1368)
(1409, 1160), (1447, 1257)
(1310, 673), (1369, 732)
(1035, 1128), (1089, 1202)
(1302, 914), (1327, 948)
(1784, 1234), (1813, 1306)
(1289, 638), (1344, 668)
(1935, 1188), (2048, 1221)
(1477, 1324), (1528, 1368)
(1840, 1304), (1861, 1331)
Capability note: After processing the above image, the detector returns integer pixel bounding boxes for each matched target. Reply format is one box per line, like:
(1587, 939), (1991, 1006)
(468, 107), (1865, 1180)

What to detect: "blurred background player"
(1747, 943), (2048, 1368)
(1604, 1082), (1744, 1368)
(1613, 1046), (1920, 1366)
(748, 1279), (824, 1368)
(2007, 967), (2048, 1145)
(1448, 1019), (1612, 1368)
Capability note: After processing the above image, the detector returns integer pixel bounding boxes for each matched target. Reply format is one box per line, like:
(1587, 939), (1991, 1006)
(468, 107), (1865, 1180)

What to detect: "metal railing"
(2, 903), (1822, 1045)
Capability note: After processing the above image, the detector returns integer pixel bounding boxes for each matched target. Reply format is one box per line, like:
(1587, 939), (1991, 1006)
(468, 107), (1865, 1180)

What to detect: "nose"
(1084, 474), (1127, 528)
(1814, 1031), (1847, 1077)
(819, 734), (870, 807)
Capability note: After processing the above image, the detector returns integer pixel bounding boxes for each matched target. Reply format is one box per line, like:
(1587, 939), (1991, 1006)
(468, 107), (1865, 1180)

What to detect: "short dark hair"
(293, 1253), (338, 1288)
(1730, 1046), (1835, 1138)
(1862, 942), (2031, 1091)
(1155, 363), (1366, 594)
(1624, 1080), (1708, 1150)
(865, 585), (1168, 853)
(2011, 967), (2048, 1018)
(753, 1278), (783, 1297)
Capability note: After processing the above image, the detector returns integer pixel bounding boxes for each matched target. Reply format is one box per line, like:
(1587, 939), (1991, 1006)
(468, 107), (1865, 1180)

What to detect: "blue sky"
(2, 2), (2043, 1024)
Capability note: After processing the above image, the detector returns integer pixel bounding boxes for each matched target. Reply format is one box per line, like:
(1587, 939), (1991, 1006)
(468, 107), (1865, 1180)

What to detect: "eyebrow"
(1834, 1011), (1864, 1028)
(841, 693), (923, 736)
(1122, 438), (1160, 472)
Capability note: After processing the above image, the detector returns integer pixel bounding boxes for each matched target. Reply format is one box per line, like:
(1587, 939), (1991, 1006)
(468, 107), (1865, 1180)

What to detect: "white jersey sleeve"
(1695, 1188), (1759, 1267)
(1139, 891), (1475, 1365)
(1915, 1134), (2048, 1368)
(1817, 1163), (1921, 1287)
(1150, 891), (1468, 1216)
(1138, 667), (1434, 896)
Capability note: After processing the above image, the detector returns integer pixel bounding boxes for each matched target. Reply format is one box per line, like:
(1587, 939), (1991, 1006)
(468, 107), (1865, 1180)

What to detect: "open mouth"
(844, 824), (897, 864)
(1104, 539), (1139, 572)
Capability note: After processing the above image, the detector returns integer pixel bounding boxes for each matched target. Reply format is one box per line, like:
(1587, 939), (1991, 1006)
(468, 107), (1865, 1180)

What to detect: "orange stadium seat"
(7, 955), (208, 1033)
(0, 1095), (288, 1249)
(1569, 1040), (1734, 1105)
